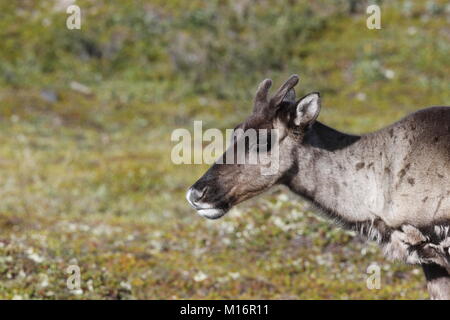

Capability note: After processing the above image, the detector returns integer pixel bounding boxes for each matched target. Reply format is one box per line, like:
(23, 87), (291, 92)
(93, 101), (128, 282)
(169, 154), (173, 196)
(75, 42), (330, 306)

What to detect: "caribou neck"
(284, 121), (385, 225)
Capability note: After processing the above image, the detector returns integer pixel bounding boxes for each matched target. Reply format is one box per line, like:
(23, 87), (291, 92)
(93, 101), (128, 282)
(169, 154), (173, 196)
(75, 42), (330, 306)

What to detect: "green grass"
(0, 0), (448, 299)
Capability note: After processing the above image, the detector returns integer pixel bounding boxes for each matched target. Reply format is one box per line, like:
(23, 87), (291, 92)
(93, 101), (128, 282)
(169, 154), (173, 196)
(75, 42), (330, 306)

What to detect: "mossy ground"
(0, 0), (448, 299)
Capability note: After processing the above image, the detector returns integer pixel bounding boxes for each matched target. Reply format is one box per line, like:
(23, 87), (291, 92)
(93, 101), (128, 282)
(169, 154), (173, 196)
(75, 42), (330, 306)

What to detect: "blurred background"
(0, 0), (448, 299)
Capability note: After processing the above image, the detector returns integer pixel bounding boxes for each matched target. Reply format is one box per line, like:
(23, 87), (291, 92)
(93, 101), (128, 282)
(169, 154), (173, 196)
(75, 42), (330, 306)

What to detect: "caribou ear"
(270, 74), (299, 107)
(294, 92), (321, 126)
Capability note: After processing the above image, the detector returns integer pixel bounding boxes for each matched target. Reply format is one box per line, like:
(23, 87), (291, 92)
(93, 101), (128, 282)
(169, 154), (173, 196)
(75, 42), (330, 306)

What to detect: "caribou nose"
(186, 186), (208, 209)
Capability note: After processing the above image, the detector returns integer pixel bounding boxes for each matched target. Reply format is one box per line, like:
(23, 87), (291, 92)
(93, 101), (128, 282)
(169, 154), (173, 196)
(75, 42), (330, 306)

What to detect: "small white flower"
(345, 230), (357, 237)
(12, 295), (23, 300)
(384, 69), (395, 79)
(229, 208), (243, 218)
(26, 248), (44, 263)
(277, 194), (289, 202)
(356, 92), (367, 101)
(292, 259), (302, 267)
(87, 279), (94, 292)
(120, 281), (132, 291)
(272, 216), (291, 232)
(39, 274), (49, 288)
(229, 272), (240, 280)
(193, 271), (208, 282)
(412, 268), (421, 275)
(70, 289), (83, 295)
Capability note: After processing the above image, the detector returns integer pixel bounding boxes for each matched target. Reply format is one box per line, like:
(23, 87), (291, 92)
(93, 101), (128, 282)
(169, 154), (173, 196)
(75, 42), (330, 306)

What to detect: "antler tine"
(253, 78), (273, 112)
(270, 74), (299, 107)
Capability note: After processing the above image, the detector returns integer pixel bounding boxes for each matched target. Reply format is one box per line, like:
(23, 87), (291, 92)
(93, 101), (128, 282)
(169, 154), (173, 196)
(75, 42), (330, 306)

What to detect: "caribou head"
(186, 75), (320, 219)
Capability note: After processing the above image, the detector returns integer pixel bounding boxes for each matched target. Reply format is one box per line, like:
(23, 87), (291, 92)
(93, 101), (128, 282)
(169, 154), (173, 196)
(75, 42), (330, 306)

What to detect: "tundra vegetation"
(0, 0), (448, 299)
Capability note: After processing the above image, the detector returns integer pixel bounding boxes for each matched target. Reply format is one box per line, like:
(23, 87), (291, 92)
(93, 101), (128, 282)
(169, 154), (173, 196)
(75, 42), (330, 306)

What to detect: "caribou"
(186, 74), (450, 299)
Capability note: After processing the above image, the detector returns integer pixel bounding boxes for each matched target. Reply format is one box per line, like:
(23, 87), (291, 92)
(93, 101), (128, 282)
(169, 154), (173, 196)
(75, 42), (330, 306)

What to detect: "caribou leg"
(422, 263), (450, 300)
